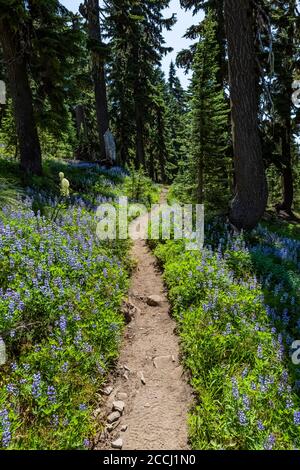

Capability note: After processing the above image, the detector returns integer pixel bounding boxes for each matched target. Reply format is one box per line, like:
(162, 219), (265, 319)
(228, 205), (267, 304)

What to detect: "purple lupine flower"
(82, 343), (93, 353)
(251, 382), (257, 390)
(32, 372), (42, 398)
(6, 384), (18, 396)
(47, 386), (57, 404)
(242, 394), (251, 411)
(264, 434), (276, 450)
(83, 439), (90, 448)
(294, 412), (300, 426)
(257, 420), (265, 431)
(51, 414), (59, 428)
(59, 315), (67, 335)
(257, 345), (263, 359)
(231, 377), (239, 399)
(224, 323), (232, 336)
(286, 398), (294, 409)
(109, 323), (119, 332)
(10, 362), (18, 372)
(281, 370), (289, 383)
(79, 404), (87, 411)
(238, 410), (248, 426)
(97, 363), (105, 375)
(61, 362), (69, 373)
(74, 330), (82, 346)
(0, 409), (11, 448)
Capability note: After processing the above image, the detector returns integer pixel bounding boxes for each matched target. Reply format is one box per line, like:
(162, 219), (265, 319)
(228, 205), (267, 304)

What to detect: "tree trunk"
(276, 4), (295, 216)
(225, 0), (268, 230)
(157, 109), (167, 183)
(196, 153), (204, 204)
(75, 104), (87, 138)
(81, 0), (109, 161)
(278, 121), (294, 214)
(149, 146), (155, 180)
(135, 102), (146, 168)
(0, 20), (42, 175)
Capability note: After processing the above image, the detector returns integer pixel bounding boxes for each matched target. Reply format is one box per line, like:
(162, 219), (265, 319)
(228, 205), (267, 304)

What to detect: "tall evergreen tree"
(225, 0), (268, 229)
(178, 0), (226, 88)
(0, 1), (83, 173)
(79, 0), (110, 162)
(166, 61), (187, 180)
(177, 12), (229, 206)
(148, 68), (172, 183)
(105, 0), (175, 169)
(270, 0), (299, 215)
(0, 0), (42, 175)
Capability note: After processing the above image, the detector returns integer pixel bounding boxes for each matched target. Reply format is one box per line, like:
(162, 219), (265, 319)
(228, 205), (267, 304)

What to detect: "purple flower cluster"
(0, 409), (11, 448)
(294, 412), (300, 426)
(47, 386), (57, 404)
(32, 372), (42, 399)
(264, 434), (276, 450)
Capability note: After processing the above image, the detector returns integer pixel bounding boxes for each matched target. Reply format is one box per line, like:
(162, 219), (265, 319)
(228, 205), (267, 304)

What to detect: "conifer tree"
(187, 12), (229, 206)
(0, 0), (42, 175)
(105, 0), (175, 169)
(79, 0), (110, 162)
(166, 62), (187, 180)
(269, 0), (299, 215)
(148, 68), (172, 183)
(178, 0), (226, 88)
(0, 1), (82, 173)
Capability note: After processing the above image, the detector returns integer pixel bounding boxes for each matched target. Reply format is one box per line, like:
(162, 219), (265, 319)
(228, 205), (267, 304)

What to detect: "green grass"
(0, 157), (158, 449)
(154, 237), (300, 450)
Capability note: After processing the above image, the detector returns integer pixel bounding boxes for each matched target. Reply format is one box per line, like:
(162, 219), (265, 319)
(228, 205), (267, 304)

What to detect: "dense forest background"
(1, 1), (300, 451)
(0, 0), (299, 226)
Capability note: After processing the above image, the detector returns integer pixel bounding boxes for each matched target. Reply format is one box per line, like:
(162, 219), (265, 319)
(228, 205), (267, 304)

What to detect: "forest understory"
(0, 0), (300, 452)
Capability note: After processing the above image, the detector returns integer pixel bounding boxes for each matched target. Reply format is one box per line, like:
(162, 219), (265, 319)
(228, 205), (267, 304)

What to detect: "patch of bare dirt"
(96, 190), (192, 450)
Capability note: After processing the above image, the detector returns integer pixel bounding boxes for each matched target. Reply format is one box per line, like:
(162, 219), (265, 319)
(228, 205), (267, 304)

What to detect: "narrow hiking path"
(97, 190), (192, 451)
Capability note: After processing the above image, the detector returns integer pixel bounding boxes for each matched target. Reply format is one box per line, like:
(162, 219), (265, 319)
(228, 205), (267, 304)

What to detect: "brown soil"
(97, 190), (192, 450)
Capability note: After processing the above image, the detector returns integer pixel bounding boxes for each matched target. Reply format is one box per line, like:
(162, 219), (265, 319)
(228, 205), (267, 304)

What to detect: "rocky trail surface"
(96, 191), (192, 450)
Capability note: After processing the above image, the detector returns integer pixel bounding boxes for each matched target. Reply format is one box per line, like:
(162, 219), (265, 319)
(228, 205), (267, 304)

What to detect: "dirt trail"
(98, 190), (192, 450)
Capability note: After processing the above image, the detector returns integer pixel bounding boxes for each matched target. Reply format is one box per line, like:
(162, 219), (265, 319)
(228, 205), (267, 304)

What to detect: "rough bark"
(148, 146), (155, 180)
(277, 120), (294, 214)
(0, 20), (42, 175)
(135, 101), (146, 168)
(80, 0), (109, 161)
(156, 109), (167, 183)
(75, 104), (87, 138)
(225, 0), (268, 229)
(276, 4), (295, 215)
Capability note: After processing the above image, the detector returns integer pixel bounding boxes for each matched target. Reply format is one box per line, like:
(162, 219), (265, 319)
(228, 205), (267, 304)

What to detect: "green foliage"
(164, 62), (187, 180)
(0, 161), (133, 449)
(0, 176), (22, 207)
(105, 0), (176, 172)
(173, 12), (230, 209)
(124, 164), (159, 206)
(154, 237), (300, 450)
(0, 100), (17, 158)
